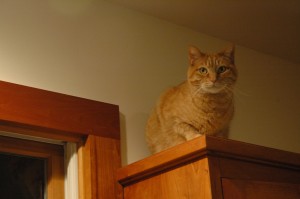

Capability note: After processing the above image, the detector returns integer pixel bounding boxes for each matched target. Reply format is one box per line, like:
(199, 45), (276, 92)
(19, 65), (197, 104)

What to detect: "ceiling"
(107, 0), (300, 64)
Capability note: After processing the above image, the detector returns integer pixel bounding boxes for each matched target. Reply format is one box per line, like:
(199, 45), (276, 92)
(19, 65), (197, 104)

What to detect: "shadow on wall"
(119, 113), (128, 166)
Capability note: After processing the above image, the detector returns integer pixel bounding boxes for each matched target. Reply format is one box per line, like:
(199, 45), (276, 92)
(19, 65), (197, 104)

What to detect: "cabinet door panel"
(222, 178), (300, 199)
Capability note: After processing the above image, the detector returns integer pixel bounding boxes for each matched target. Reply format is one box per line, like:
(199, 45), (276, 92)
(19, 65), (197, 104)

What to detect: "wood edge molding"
(0, 121), (83, 143)
(117, 136), (209, 186)
(205, 136), (300, 168)
(117, 136), (300, 186)
(0, 80), (120, 139)
(0, 135), (64, 157)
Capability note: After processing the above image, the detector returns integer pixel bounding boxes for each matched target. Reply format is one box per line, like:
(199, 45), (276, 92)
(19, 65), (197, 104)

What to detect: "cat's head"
(187, 44), (237, 94)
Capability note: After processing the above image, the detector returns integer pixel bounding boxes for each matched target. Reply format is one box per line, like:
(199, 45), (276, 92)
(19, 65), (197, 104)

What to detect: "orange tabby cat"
(146, 44), (237, 154)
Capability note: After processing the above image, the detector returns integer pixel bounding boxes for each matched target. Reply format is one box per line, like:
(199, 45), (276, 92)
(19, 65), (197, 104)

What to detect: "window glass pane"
(0, 153), (45, 199)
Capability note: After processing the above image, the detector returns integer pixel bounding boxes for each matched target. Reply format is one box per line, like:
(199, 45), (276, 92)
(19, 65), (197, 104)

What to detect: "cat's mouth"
(201, 82), (226, 94)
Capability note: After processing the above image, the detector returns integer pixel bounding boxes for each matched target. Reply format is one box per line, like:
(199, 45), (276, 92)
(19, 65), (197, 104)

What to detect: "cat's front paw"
(185, 131), (202, 141)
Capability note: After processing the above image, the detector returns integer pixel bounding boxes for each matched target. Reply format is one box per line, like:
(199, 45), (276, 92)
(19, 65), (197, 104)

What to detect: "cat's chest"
(180, 96), (233, 128)
(191, 95), (230, 113)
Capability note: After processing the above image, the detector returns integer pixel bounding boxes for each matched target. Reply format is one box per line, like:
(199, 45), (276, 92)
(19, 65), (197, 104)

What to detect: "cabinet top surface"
(118, 136), (300, 183)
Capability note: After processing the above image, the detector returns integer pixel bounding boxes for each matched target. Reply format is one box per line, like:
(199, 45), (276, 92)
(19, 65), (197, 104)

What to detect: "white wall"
(232, 48), (300, 153)
(1, 0), (299, 165)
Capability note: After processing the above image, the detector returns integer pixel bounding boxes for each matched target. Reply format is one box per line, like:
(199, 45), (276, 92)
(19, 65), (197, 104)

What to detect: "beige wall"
(1, 0), (299, 165)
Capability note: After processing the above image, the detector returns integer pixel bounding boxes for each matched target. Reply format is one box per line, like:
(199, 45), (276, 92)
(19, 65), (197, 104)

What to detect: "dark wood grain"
(0, 80), (120, 139)
(222, 179), (300, 199)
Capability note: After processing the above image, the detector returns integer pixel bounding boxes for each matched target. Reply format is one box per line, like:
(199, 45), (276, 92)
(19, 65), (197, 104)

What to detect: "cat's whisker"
(234, 86), (251, 97)
(228, 86), (250, 104)
(223, 85), (236, 93)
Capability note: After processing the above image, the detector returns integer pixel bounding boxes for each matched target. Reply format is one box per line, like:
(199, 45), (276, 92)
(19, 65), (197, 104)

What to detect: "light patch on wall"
(49, 0), (93, 16)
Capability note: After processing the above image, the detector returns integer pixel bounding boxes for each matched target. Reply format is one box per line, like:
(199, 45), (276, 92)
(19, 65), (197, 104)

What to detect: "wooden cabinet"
(117, 136), (300, 199)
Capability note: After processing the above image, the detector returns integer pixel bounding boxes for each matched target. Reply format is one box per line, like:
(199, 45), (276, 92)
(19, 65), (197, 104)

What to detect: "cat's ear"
(189, 46), (205, 66)
(220, 44), (235, 63)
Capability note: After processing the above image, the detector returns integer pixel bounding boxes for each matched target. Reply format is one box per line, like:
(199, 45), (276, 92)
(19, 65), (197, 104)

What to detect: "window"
(0, 134), (65, 199)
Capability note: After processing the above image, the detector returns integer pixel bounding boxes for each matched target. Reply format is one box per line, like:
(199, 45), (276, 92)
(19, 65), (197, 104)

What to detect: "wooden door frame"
(0, 80), (122, 199)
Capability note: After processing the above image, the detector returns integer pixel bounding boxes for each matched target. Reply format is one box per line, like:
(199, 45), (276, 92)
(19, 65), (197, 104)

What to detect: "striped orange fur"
(146, 44), (237, 154)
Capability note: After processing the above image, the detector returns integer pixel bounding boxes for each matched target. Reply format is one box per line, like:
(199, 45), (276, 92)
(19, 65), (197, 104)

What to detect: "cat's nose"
(209, 74), (217, 83)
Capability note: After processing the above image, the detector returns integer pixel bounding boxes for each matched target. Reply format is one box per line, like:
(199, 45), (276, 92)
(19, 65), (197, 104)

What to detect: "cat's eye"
(198, 67), (208, 74)
(217, 66), (228, 74)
